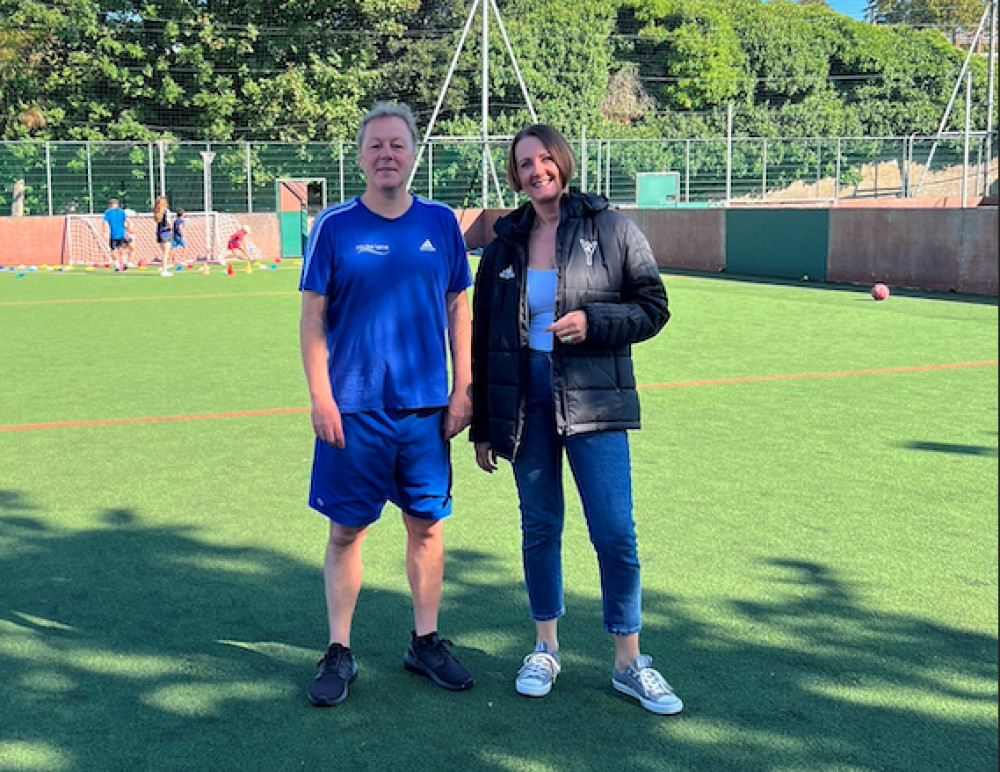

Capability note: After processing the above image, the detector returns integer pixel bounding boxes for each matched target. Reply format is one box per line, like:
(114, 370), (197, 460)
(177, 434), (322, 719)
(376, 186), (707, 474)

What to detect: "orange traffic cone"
(226, 263), (234, 276)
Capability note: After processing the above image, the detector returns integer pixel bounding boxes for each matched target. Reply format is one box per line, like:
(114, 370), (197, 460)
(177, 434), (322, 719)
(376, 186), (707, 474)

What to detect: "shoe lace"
(520, 651), (559, 682)
(318, 645), (348, 675)
(419, 634), (459, 663)
(635, 665), (672, 699)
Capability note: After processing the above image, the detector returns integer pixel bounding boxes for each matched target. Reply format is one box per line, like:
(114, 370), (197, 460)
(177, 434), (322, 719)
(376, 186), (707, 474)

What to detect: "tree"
(865, 1), (987, 33)
(0, 0), (419, 142)
(621, 0), (754, 111)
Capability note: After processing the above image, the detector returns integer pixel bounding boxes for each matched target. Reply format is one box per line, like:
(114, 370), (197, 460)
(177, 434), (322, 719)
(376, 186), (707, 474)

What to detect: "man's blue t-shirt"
(103, 207), (127, 239)
(299, 196), (471, 414)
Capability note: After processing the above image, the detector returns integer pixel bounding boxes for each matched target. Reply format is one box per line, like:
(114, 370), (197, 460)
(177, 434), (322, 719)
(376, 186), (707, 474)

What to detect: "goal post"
(65, 212), (259, 266)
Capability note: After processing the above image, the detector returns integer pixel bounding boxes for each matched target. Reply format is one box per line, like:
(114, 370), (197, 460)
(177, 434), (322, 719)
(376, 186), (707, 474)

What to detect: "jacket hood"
(492, 189), (609, 243)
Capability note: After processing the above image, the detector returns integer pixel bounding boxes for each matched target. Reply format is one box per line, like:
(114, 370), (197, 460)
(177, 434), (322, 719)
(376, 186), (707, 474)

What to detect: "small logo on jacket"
(419, 239), (437, 252)
(498, 265), (515, 280)
(580, 239), (598, 260)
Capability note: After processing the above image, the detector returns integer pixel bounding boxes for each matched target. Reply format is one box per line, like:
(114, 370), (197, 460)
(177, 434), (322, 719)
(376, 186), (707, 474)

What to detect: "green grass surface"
(1, 265), (997, 771)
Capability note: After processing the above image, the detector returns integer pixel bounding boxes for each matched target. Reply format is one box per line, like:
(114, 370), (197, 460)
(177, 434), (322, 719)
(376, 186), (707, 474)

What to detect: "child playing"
(171, 209), (188, 264)
(223, 224), (253, 272)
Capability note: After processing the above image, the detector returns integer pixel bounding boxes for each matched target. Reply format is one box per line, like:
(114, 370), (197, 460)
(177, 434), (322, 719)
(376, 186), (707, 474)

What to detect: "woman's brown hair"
(505, 124), (577, 192)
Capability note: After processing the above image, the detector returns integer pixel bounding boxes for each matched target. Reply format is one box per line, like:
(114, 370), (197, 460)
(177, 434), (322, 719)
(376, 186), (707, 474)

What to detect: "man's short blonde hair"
(356, 103), (420, 155)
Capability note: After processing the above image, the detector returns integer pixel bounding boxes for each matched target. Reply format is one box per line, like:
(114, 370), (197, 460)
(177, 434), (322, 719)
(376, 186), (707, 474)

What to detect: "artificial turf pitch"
(0, 264), (996, 771)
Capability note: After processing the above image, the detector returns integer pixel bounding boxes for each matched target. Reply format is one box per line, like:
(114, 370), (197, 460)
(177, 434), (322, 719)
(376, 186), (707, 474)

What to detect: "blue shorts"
(308, 408), (452, 527)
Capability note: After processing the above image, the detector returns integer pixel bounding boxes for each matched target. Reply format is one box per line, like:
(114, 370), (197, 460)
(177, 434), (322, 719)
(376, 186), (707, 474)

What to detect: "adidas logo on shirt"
(419, 239), (436, 252)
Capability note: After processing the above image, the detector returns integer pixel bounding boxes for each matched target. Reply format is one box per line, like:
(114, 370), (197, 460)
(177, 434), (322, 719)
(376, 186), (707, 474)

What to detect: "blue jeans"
(512, 351), (641, 635)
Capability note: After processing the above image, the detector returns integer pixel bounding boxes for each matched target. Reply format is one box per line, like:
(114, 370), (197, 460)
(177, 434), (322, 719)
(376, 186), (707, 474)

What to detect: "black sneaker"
(308, 643), (357, 707)
(403, 631), (474, 691)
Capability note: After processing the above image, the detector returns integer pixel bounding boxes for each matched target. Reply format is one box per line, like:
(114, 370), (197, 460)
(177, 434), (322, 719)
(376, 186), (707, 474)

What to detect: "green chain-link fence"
(1, 133), (995, 216)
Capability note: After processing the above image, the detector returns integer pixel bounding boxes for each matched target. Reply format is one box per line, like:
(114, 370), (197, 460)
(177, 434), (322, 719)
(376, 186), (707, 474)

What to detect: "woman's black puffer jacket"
(471, 190), (669, 461)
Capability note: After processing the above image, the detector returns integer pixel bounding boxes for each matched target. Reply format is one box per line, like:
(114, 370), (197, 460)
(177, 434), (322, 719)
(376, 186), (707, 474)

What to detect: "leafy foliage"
(865, 0), (987, 32)
(1, 0), (995, 213)
(1, 0), (993, 143)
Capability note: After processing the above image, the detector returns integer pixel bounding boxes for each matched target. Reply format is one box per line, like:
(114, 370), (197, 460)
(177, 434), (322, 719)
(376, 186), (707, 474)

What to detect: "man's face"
(358, 116), (416, 194)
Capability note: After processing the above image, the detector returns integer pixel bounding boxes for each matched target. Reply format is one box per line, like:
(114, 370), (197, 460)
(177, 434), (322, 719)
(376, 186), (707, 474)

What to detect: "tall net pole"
(200, 151), (216, 260)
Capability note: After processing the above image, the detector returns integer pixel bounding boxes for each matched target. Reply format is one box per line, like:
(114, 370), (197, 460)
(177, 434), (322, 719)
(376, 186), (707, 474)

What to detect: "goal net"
(66, 212), (260, 266)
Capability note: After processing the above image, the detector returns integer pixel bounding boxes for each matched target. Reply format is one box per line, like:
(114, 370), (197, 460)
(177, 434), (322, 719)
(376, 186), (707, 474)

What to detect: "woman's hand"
(546, 310), (587, 345)
(475, 441), (498, 473)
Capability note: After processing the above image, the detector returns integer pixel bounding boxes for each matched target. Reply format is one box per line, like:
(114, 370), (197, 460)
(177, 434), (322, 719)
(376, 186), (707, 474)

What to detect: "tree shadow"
(903, 440), (999, 457)
(662, 269), (1000, 306)
(0, 494), (996, 771)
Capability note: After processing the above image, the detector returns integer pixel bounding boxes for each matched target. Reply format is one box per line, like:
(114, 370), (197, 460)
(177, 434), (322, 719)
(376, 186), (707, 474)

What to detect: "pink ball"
(871, 283), (890, 301)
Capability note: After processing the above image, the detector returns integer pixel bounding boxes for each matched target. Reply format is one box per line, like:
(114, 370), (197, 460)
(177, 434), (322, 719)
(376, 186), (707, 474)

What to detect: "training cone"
(200, 264), (209, 275)
(245, 263), (252, 274)
(226, 263), (234, 276)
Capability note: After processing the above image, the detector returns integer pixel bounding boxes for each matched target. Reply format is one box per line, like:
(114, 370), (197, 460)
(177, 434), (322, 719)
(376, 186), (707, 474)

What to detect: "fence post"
(156, 139), (168, 198)
(427, 141), (433, 199)
(595, 141), (602, 196)
(835, 137), (841, 201)
(580, 125), (587, 193)
(726, 103), (733, 205)
(605, 140), (612, 200)
(816, 138), (822, 198)
(86, 142), (94, 213)
(246, 142), (253, 213)
(148, 143), (155, 209)
(45, 142), (53, 216)
(685, 139), (690, 203)
(338, 142), (345, 203)
(760, 138), (766, 199)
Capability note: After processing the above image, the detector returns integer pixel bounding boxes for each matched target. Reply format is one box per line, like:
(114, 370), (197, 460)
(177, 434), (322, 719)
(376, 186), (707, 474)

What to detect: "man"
(298, 103), (474, 707)
(102, 199), (128, 271)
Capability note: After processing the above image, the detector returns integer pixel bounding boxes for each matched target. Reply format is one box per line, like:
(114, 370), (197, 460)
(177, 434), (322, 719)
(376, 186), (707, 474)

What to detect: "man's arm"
(300, 290), (344, 448)
(443, 288), (472, 440)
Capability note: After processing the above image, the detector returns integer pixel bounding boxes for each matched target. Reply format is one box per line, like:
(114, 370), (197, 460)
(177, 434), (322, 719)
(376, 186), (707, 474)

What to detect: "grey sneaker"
(403, 631), (475, 691)
(515, 641), (561, 697)
(612, 655), (683, 715)
(308, 643), (357, 707)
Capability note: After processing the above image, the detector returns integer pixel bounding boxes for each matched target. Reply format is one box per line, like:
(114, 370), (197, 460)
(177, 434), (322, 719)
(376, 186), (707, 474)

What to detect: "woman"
(153, 195), (172, 276)
(471, 124), (680, 715)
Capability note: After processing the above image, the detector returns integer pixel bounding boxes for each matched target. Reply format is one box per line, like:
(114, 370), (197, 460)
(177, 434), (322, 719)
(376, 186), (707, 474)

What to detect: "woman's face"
(513, 136), (563, 207)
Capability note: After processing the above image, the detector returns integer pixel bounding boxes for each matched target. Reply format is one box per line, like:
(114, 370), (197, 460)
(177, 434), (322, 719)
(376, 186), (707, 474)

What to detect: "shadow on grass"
(904, 440), (999, 457)
(1, 492), (996, 771)
(662, 269), (1000, 306)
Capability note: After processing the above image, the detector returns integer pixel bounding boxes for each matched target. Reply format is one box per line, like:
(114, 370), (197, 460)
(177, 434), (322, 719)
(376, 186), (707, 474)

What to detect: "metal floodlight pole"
(409, 0), (481, 188)
(200, 150), (216, 259)
(482, 0), (489, 209)
(963, 71), (972, 207)
(409, 0), (537, 205)
(915, 4), (992, 197)
(490, 0), (537, 122)
(984, 0), (997, 196)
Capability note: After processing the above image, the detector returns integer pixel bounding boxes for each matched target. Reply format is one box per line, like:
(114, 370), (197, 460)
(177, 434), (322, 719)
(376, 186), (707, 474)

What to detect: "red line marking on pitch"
(638, 361), (998, 390)
(0, 407), (309, 433)
(2, 361), (995, 433)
